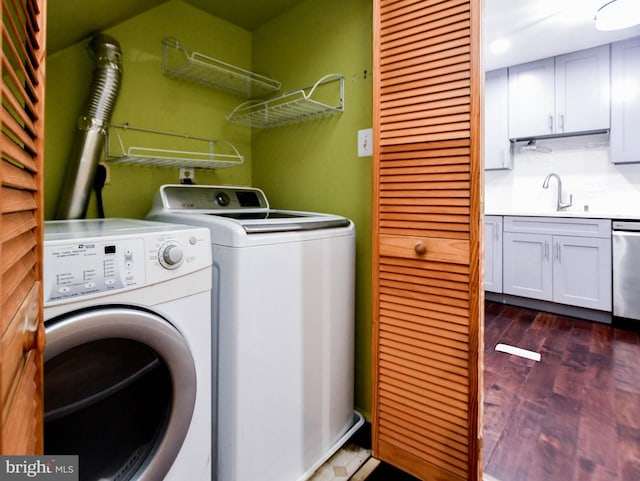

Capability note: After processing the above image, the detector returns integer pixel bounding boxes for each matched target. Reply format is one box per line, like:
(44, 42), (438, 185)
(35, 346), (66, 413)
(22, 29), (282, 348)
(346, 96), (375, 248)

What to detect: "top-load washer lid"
(44, 218), (185, 238)
(149, 184), (351, 234)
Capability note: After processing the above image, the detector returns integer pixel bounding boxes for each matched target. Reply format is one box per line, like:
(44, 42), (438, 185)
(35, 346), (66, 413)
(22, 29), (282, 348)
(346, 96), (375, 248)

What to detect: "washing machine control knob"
(158, 242), (184, 269)
(215, 191), (230, 206)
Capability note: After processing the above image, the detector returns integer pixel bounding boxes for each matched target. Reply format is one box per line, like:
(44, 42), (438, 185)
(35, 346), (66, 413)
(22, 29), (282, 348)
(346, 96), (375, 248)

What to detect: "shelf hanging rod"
(110, 122), (217, 143)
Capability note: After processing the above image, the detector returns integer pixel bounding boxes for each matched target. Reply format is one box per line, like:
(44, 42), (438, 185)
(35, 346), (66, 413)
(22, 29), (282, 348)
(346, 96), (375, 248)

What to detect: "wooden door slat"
(0, 187), (37, 214)
(2, 135), (39, 172)
(378, 429), (468, 478)
(381, 279), (469, 306)
(381, 0), (469, 37)
(1, 231), (37, 275)
(1, 162), (39, 192)
(381, 0), (469, 33)
(380, 305), (470, 338)
(380, 330), (469, 361)
(381, 163), (470, 175)
(378, 330), (469, 368)
(8, 0), (39, 52)
(379, 371), (469, 417)
(378, 423), (469, 473)
(381, 24), (471, 54)
(380, 270), (469, 294)
(380, 62), (470, 92)
(2, 2), (38, 72)
(2, 84), (38, 137)
(379, 415), (469, 463)
(2, 57), (38, 111)
(382, 102), (470, 124)
(2, 28), (37, 91)
(1, 109), (37, 155)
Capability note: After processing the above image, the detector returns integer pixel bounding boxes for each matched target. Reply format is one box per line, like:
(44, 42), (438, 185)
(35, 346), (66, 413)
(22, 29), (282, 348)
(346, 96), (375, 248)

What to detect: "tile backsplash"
(484, 133), (640, 217)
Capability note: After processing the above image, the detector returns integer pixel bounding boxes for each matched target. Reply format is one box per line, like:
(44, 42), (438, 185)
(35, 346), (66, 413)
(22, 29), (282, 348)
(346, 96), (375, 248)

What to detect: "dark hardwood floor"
(358, 301), (640, 480)
(483, 301), (640, 481)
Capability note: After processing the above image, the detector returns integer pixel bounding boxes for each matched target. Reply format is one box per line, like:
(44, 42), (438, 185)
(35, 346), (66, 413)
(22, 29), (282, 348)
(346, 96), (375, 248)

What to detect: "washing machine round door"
(44, 307), (196, 481)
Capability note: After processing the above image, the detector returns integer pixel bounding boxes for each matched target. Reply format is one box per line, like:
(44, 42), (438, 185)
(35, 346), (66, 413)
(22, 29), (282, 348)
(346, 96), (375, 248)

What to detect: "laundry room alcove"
(44, 0), (374, 468)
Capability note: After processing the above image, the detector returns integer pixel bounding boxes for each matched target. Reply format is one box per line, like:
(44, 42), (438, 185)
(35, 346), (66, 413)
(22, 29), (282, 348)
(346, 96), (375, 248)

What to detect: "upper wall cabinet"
(555, 46), (611, 134)
(508, 57), (554, 139)
(611, 37), (640, 164)
(485, 68), (512, 170)
(508, 45), (610, 139)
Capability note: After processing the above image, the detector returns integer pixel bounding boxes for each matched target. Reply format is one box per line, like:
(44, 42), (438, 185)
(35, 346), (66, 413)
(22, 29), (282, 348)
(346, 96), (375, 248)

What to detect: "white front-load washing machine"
(147, 185), (363, 481)
(43, 218), (213, 481)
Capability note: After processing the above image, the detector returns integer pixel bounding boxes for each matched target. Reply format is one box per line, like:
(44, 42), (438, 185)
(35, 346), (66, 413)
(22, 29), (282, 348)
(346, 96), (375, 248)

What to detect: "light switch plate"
(357, 128), (373, 157)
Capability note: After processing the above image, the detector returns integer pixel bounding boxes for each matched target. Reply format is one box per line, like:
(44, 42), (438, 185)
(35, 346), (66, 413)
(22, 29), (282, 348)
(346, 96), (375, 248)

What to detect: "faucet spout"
(542, 173), (573, 211)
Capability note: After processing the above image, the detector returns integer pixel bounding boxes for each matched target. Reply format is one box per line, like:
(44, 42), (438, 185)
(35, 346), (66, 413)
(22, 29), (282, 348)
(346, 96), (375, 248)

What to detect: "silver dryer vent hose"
(55, 34), (122, 219)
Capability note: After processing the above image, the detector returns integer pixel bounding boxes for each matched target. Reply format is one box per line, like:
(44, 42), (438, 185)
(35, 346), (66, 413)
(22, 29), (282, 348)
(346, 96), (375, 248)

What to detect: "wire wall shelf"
(105, 124), (244, 169)
(226, 74), (344, 128)
(162, 38), (281, 99)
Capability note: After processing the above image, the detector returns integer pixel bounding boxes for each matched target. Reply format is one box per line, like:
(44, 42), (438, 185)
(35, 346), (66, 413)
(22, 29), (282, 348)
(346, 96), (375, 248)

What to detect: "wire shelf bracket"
(226, 74), (345, 128)
(105, 123), (244, 169)
(162, 38), (281, 99)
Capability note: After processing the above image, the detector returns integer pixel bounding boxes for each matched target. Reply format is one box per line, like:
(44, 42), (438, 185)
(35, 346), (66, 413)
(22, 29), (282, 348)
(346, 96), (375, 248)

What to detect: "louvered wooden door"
(372, 1), (483, 480)
(0, 0), (47, 454)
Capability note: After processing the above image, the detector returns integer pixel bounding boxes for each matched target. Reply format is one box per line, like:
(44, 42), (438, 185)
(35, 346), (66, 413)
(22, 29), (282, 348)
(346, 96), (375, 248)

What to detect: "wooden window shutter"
(0, 0), (47, 454)
(372, 1), (483, 480)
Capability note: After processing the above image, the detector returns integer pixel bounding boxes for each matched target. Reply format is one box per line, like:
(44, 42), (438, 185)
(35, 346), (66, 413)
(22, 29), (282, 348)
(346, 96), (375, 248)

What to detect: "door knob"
(415, 241), (427, 255)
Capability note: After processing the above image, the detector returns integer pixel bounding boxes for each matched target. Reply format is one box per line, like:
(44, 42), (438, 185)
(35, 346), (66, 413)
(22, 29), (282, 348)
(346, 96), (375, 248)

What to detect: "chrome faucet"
(542, 173), (573, 211)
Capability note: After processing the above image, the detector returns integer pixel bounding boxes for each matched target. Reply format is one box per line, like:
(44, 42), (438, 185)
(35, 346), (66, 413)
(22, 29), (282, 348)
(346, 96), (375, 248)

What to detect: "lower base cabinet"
(553, 235), (611, 310)
(484, 216), (503, 293)
(503, 232), (552, 301)
(502, 217), (612, 311)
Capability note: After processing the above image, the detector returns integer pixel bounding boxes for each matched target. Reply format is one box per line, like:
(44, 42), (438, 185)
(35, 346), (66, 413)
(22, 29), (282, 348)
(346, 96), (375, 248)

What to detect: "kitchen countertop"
(484, 210), (640, 221)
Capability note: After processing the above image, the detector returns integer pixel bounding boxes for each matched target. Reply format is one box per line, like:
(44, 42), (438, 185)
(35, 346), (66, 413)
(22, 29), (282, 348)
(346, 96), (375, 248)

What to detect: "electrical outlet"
(357, 128), (373, 157)
(99, 162), (111, 184)
(179, 168), (195, 184)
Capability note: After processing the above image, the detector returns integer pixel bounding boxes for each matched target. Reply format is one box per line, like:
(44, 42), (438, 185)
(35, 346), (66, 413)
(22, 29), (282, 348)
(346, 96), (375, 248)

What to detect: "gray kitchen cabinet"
(484, 215), (503, 292)
(553, 235), (612, 310)
(554, 45), (611, 134)
(611, 36), (640, 164)
(503, 231), (553, 300)
(484, 69), (511, 170)
(503, 217), (612, 311)
(508, 57), (554, 139)
(508, 45), (610, 139)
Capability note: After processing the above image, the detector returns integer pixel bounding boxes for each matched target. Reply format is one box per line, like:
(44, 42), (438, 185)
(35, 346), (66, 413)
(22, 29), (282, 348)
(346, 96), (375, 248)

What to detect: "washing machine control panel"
(43, 227), (211, 304)
(44, 238), (146, 302)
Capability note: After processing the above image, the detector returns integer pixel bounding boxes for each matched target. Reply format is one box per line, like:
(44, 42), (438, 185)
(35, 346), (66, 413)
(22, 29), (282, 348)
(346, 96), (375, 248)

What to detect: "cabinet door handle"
(556, 242), (561, 263)
(548, 114), (554, 133)
(415, 241), (427, 256)
(560, 114), (565, 132)
(544, 241), (549, 261)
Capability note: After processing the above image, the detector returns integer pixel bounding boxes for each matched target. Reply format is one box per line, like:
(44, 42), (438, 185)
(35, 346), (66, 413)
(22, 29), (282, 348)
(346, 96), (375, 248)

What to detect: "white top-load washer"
(147, 185), (363, 481)
(43, 218), (213, 481)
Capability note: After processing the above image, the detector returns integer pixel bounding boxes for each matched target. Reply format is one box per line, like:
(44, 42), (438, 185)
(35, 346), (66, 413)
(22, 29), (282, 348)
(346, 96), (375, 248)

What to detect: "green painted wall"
(252, 0), (373, 418)
(45, 0), (254, 220)
(45, 0), (374, 419)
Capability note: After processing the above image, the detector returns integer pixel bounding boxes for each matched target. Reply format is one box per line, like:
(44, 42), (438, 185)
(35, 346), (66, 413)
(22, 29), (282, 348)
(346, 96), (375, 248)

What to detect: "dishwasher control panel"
(613, 221), (640, 231)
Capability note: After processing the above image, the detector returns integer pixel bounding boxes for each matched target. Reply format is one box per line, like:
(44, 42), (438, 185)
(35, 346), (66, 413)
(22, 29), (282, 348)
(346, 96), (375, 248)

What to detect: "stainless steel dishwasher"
(613, 221), (640, 321)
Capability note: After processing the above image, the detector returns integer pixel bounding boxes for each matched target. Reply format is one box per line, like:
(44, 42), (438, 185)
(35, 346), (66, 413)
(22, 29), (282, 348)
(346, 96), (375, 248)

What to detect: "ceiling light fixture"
(595, 0), (640, 31)
(489, 38), (511, 55)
